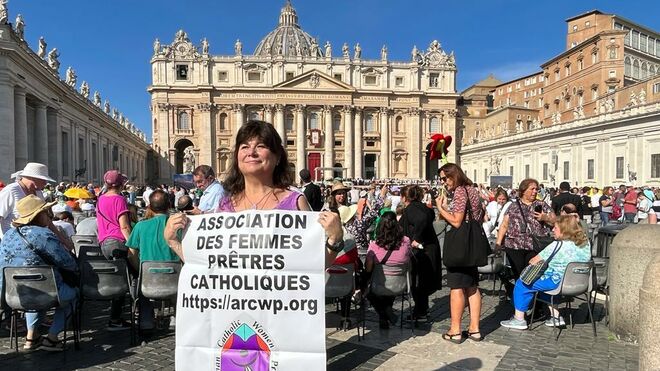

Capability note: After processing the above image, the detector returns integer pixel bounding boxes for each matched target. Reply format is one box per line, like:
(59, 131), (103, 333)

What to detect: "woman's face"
(496, 194), (507, 205)
(439, 171), (455, 191)
(522, 182), (539, 201)
(552, 223), (563, 239)
(237, 138), (278, 178)
(334, 191), (347, 204)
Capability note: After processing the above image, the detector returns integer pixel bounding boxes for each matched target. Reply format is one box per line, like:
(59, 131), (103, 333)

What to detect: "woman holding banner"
(164, 120), (344, 264)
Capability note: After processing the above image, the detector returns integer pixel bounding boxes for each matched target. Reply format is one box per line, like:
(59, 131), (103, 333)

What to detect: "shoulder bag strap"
(545, 241), (563, 264)
(16, 227), (57, 267)
(516, 199), (532, 234)
(379, 248), (395, 265)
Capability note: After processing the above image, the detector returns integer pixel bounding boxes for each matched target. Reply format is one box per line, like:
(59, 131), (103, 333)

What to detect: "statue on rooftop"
(234, 39), (242, 55)
(47, 48), (60, 71)
(104, 100), (110, 114)
(14, 13), (24, 40)
(324, 41), (331, 58)
(93, 91), (101, 107)
(201, 38), (209, 54)
(153, 38), (160, 56)
(37, 36), (46, 58)
(342, 42), (349, 59)
(0, 0), (8, 25)
(354, 43), (361, 59)
(80, 81), (89, 99)
(65, 67), (76, 87)
(381, 45), (388, 61)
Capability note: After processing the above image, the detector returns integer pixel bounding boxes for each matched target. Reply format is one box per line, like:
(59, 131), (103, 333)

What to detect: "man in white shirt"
(142, 186), (154, 207)
(0, 163), (53, 239)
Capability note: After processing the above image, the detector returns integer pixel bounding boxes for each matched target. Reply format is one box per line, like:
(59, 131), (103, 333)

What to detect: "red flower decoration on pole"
(429, 133), (452, 164)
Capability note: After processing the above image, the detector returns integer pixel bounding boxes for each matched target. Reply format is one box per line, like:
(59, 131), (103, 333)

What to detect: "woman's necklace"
(244, 189), (274, 210)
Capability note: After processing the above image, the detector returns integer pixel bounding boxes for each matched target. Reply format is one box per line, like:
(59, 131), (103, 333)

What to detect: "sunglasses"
(439, 176), (448, 182)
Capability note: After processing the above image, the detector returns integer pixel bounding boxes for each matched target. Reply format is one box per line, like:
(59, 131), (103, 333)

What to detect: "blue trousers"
(512, 277), (559, 313)
(26, 282), (77, 336)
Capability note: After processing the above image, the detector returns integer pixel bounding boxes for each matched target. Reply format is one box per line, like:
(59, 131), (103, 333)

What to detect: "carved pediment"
(244, 63), (268, 72)
(165, 29), (200, 59)
(360, 66), (386, 75)
(274, 70), (355, 91)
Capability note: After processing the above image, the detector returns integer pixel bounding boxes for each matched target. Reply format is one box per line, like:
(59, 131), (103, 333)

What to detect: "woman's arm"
(495, 215), (509, 249)
(118, 213), (132, 241)
(297, 194), (311, 211)
(436, 189), (466, 228)
(164, 213), (189, 262)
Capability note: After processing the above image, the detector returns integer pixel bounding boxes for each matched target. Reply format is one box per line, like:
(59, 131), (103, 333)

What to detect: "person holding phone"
(495, 178), (556, 288)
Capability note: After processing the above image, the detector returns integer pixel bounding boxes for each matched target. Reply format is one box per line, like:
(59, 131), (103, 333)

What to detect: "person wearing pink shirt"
(96, 170), (132, 330)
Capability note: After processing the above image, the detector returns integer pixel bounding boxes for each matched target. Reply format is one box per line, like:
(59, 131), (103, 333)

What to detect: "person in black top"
(552, 181), (583, 217)
(300, 169), (323, 211)
(399, 184), (441, 321)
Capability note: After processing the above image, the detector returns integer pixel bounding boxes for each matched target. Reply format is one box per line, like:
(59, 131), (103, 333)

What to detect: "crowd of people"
(0, 119), (659, 351)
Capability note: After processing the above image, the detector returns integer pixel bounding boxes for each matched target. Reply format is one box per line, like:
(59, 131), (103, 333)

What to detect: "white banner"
(175, 210), (326, 371)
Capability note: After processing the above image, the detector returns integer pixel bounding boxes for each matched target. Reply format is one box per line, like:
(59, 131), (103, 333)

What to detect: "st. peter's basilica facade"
(148, 1), (458, 183)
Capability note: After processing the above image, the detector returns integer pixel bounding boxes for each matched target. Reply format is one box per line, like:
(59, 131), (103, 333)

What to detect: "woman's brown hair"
(438, 163), (472, 187)
(402, 185), (424, 202)
(223, 120), (292, 196)
(556, 215), (588, 247)
(518, 178), (539, 195)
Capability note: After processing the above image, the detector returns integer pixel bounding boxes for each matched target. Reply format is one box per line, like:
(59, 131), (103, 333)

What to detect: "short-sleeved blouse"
(504, 199), (552, 251)
(449, 186), (485, 222)
(217, 190), (302, 212)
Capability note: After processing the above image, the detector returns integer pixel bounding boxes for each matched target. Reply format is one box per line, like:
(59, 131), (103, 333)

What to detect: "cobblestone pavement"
(0, 278), (638, 371)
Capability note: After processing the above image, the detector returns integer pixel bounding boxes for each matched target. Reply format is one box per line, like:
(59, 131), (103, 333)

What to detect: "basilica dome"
(253, 1), (322, 58)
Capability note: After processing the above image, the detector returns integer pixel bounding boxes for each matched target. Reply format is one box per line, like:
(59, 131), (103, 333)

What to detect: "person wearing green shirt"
(127, 189), (179, 330)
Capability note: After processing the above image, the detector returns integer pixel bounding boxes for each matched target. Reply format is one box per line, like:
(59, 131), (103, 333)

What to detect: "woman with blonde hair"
(500, 215), (591, 330)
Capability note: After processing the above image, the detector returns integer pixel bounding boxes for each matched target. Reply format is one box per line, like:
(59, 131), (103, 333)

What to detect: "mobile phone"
(534, 204), (543, 213)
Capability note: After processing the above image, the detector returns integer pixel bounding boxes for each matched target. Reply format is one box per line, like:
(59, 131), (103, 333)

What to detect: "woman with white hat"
(0, 195), (78, 351)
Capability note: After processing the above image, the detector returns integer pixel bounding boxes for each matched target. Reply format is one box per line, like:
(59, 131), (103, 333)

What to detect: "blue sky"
(13, 0), (660, 140)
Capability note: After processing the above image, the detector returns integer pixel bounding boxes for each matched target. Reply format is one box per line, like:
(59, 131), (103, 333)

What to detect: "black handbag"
(443, 187), (491, 267)
(519, 241), (562, 285)
(516, 200), (556, 253)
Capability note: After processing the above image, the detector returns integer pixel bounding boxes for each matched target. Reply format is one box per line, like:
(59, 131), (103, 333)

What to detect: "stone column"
(343, 106), (354, 178)
(275, 104), (285, 142)
(354, 107), (363, 178)
(0, 77), (15, 181)
(379, 107), (390, 178)
(196, 103), (213, 168)
(446, 109), (458, 163)
(323, 106), (334, 180)
(34, 103), (49, 165)
(264, 104), (274, 125)
(14, 87), (28, 170)
(233, 104), (244, 127)
(295, 105), (306, 177)
(46, 109), (60, 180)
(408, 108), (422, 179)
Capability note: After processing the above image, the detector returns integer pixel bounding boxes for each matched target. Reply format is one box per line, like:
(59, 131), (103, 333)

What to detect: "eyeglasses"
(439, 176), (447, 182)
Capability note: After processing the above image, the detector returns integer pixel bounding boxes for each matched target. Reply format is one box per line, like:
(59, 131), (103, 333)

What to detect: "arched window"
(333, 114), (341, 131)
(285, 113), (294, 132)
(219, 113), (227, 131)
(650, 65), (657, 77)
(177, 112), (189, 130)
(364, 114), (375, 132)
(219, 153), (229, 172)
(625, 57), (631, 76)
(395, 116), (403, 132)
(633, 59), (640, 79)
(429, 116), (440, 133)
(641, 62), (648, 79)
(309, 112), (320, 130)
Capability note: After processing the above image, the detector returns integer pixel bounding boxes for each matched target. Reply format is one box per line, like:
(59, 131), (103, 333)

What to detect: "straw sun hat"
(12, 194), (57, 226)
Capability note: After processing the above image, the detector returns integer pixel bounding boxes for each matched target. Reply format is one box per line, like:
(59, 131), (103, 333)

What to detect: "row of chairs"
(2, 234), (181, 351)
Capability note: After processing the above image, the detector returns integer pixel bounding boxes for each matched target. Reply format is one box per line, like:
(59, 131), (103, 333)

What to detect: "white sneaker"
(500, 317), (528, 330)
(544, 316), (566, 327)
